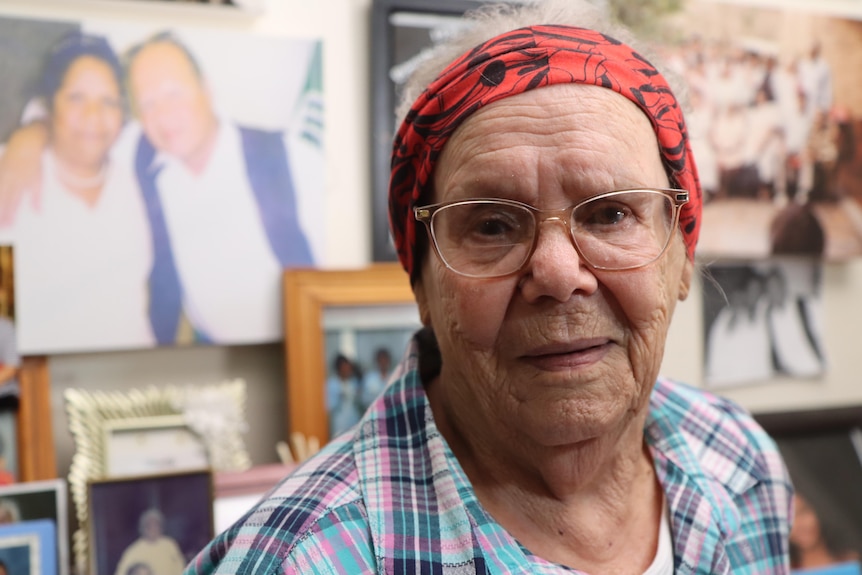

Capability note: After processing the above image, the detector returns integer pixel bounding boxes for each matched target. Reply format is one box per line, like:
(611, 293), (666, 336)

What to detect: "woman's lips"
(520, 339), (613, 370)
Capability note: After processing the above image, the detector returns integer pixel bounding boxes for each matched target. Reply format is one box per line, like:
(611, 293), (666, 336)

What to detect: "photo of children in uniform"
(703, 259), (826, 387)
(0, 15), (324, 354)
(322, 305), (419, 439)
(663, 2), (862, 261)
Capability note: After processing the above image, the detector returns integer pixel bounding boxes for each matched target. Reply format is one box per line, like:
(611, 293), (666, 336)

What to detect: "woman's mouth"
(520, 339), (613, 370)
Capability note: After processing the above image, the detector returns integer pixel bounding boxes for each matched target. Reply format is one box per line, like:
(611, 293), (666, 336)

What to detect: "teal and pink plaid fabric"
(187, 338), (791, 575)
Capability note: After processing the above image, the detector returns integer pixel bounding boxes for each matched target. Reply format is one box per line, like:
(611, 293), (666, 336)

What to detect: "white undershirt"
(527, 496), (674, 575)
(643, 497), (674, 575)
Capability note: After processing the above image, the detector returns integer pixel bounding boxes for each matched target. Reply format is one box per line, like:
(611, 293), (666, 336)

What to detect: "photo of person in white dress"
(0, 31), (154, 353)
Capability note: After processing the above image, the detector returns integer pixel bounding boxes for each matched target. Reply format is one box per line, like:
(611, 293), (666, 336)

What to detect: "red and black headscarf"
(388, 25), (702, 283)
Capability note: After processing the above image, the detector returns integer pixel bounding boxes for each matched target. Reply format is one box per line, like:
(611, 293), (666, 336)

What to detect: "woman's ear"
(678, 257), (694, 302)
(412, 278), (432, 326)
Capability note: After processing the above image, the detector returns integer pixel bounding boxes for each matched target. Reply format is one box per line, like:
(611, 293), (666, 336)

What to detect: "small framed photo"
(65, 380), (250, 570)
(103, 415), (209, 477)
(283, 263), (417, 446)
(322, 302), (419, 439)
(0, 519), (57, 575)
(87, 470), (214, 575)
(0, 479), (69, 575)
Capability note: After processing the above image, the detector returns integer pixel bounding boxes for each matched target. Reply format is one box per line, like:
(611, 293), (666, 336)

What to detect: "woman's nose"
(518, 219), (598, 302)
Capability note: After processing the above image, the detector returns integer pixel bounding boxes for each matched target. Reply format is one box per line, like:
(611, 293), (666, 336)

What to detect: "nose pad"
(520, 216), (596, 301)
(536, 216), (578, 251)
(527, 218), (584, 274)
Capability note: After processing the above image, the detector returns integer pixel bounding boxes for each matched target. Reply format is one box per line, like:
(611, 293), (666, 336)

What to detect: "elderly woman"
(189, 1), (792, 573)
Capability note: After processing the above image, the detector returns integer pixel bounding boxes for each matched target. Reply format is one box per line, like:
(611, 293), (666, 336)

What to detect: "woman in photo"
(0, 31), (154, 352)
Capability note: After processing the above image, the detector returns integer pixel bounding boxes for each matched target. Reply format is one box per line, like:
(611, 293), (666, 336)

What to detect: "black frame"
(755, 405), (862, 438)
(755, 405), (862, 560)
(369, 0), (484, 262)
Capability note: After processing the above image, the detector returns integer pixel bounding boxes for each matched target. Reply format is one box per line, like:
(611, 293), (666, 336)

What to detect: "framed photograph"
(702, 257), (826, 387)
(370, 0), (484, 261)
(0, 519), (57, 575)
(65, 380), (249, 572)
(655, 0), (862, 262)
(0, 479), (69, 575)
(283, 263), (418, 446)
(102, 415), (209, 478)
(0, 13), (321, 354)
(87, 470), (214, 575)
(755, 406), (862, 569)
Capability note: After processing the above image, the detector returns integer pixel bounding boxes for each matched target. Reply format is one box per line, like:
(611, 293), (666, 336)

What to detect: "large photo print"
(663, 0), (862, 261)
(0, 16), (324, 354)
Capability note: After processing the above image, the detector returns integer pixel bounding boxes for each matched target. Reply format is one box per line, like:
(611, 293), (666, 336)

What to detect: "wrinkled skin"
(414, 83), (693, 572)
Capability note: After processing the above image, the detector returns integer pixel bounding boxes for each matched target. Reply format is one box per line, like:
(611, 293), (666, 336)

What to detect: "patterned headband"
(389, 25), (702, 282)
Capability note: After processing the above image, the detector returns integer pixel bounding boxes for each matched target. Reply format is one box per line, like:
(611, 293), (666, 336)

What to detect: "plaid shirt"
(188, 343), (792, 575)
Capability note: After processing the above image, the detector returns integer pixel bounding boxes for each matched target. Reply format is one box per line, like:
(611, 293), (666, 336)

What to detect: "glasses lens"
(571, 190), (675, 269)
(431, 200), (535, 277)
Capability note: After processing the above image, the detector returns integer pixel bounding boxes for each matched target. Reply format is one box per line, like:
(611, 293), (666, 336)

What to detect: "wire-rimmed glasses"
(414, 188), (689, 278)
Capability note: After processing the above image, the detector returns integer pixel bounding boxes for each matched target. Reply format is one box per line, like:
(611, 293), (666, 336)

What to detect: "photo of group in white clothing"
(663, 0), (862, 261)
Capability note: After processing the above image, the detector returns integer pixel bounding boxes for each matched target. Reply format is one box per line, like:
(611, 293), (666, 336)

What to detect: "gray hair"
(396, 0), (686, 123)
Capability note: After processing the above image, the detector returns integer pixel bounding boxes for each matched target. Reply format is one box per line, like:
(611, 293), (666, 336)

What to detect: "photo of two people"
(0, 16), (325, 355)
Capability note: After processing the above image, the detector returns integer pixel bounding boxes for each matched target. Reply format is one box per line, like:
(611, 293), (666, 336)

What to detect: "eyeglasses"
(414, 188), (689, 278)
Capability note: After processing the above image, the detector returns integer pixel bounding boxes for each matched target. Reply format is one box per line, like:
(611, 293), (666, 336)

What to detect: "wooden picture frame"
(17, 356), (57, 482)
(283, 263), (416, 448)
(369, 0), (484, 261)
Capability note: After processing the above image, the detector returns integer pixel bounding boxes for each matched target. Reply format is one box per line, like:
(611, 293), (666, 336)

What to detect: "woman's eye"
(582, 203), (631, 226)
(475, 216), (515, 236)
(456, 206), (526, 243)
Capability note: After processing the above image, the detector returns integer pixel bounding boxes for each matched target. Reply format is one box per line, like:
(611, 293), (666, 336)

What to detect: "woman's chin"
(517, 399), (635, 449)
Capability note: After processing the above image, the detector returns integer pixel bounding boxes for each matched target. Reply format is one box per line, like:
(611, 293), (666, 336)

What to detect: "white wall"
(1, 0), (861, 481)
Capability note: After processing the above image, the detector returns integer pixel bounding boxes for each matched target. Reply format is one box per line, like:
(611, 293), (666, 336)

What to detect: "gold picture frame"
(283, 263), (417, 449)
(64, 379), (250, 573)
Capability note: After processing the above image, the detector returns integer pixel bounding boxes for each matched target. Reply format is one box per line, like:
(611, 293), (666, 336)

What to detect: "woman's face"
(51, 55), (123, 170)
(790, 494), (822, 551)
(415, 84), (693, 451)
